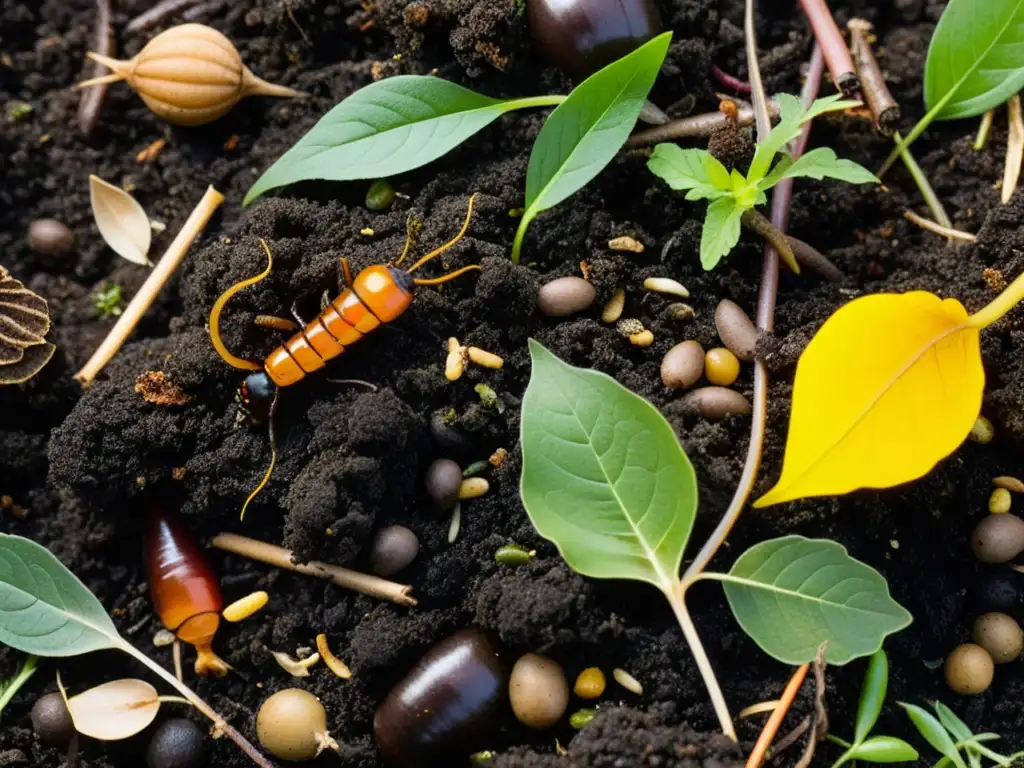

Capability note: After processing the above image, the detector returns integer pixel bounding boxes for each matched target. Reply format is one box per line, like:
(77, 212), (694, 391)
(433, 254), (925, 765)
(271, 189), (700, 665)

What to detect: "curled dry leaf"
(89, 175), (152, 266)
(0, 265), (55, 384)
(66, 678), (160, 740)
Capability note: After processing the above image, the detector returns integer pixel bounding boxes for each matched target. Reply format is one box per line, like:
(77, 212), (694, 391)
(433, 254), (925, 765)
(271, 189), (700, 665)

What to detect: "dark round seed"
(370, 525), (420, 577)
(27, 219), (74, 257)
(426, 458), (463, 510)
(31, 692), (75, 749)
(146, 718), (205, 768)
(537, 277), (596, 317)
(366, 179), (396, 211)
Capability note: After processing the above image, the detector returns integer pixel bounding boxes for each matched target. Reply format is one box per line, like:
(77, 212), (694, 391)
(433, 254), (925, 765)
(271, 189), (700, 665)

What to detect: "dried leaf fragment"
(66, 678), (160, 740)
(89, 175), (152, 266)
(135, 371), (190, 405)
(0, 266), (54, 384)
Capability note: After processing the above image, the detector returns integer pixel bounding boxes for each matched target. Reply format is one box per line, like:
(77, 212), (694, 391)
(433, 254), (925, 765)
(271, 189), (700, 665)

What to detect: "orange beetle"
(209, 195), (480, 518)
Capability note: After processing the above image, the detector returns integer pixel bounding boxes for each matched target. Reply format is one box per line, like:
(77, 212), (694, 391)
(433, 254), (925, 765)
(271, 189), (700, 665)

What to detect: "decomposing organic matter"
(0, 265), (55, 385)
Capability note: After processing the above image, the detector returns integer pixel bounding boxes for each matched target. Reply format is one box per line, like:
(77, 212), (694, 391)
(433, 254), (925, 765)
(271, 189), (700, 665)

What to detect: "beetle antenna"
(210, 239), (274, 371)
(406, 193), (477, 274)
(412, 264), (482, 286)
(391, 213), (419, 267)
(240, 388), (279, 521)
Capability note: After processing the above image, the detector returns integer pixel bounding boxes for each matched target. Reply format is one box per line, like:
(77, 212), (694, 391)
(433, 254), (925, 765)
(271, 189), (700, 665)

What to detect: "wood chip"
(135, 371), (190, 406)
(135, 139), (166, 164)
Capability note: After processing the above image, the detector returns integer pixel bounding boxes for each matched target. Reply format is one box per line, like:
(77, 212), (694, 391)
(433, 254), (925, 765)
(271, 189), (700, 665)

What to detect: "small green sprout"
(647, 93), (878, 271)
(475, 383), (504, 413)
(0, 654), (38, 722)
(93, 283), (124, 319)
(6, 101), (32, 122)
(901, 700), (1024, 768)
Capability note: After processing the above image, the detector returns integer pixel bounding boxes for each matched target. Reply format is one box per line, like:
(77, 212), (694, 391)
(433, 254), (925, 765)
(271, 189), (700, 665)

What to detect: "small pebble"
(608, 236), (644, 253)
(538, 277), (596, 317)
(569, 709), (597, 729)
(944, 643), (994, 695)
(990, 488), (1012, 515)
(601, 287), (625, 323)
(495, 544), (535, 566)
(683, 387), (752, 421)
(509, 653), (569, 729)
(970, 416), (994, 444)
(661, 341), (704, 389)
(365, 179), (396, 211)
(146, 718), (205, 768)
(573, 668), (606, 699)
(664, 303), (695, 322)
(425, 458), (462, 509)
(705, 348), (740, 386)
(972, 612), (1024, 663)
(994, 476), (1024, 494)
(369, 525), (419, 576)
(612, 668), (643, 695)
(643, 277), (689, 298)
(714, 299), (757, 361)
(459, 477), (490, 500)
(629, 329), (654, 347)
(27, 219), (74, 257)
(31, 693), (74, 749)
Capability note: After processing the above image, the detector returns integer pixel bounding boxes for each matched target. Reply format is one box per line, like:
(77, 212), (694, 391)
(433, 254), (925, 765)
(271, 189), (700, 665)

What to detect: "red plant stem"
(711, 64), (753, 94)
(798, 0), (857, 96)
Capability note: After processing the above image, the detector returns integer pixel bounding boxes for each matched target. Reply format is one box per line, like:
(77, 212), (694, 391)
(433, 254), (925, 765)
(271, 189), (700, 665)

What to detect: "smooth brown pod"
(374, 628), (506, 766)
(714, 299), (758, 361)
(683, 387), (752, 421)
(971, 513), (1024, 563)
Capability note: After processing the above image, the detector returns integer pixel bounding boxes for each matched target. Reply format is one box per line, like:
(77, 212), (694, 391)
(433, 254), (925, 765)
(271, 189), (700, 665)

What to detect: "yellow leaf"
(755, 291), (983, 507)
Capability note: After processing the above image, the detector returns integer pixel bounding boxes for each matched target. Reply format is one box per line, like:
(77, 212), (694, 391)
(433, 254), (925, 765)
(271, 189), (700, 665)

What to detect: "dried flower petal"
(66, 679), (160, 740)
(89, 175), (152, 266)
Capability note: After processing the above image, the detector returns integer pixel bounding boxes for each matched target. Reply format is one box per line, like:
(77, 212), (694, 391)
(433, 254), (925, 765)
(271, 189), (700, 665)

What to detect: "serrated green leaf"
(647, 145), (730, 201)
(519, 340), (697, 592)
(700, 197), (743, 270)
(769, 147), (879, 186)
(855, 650), (889, 743)
(716, 536), (913, 664)
(244, 77), (562, 205)
(901, 703), (967, 768)
(924, 0), (1024, 120)
(513, 32), (672, 262)
(0, 534), (120, 656)
(849, 736), (920, 763)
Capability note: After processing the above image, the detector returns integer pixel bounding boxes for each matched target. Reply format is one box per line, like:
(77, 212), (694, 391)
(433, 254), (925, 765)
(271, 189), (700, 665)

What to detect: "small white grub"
(643, 277), (689, 298)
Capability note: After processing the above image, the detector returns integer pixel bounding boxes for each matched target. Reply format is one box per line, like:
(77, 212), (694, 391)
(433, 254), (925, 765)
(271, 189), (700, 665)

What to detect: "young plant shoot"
(647, 93), (876, 270)
(755, 270), (1024, 507)
(0, 654), (38, 722)
(518, 341), (912, 740)
(901, 700), (1024, 768)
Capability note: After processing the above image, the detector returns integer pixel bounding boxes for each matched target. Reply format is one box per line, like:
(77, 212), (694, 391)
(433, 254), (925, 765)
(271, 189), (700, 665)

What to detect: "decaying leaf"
(135, 371), (190, 406)
(89, 175), (152, 266)
(66, 678), (160, 740)
(0, 266), (54, 384)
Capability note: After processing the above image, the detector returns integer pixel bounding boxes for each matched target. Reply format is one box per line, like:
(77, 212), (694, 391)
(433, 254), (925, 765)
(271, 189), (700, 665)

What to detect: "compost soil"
(2, 0), (1024, 766)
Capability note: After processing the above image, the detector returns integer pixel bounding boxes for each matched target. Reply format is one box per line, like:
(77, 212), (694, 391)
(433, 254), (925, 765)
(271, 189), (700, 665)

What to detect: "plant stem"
(711, 65), (753, 94)
(968, 269), (1024, 328)
(745, 663), (810, 768)
(118, 640), (275, 768)
(903, 210), (976, 241)
(1002, 94), (1023, 203)
(847, 19), (900, 136)
(744, 0), (772, 141)
(625, 103), (780, 148)
(893, 131), (952, 228)
(666, 588), (737, 741)
(0, 655), (38, 720)
(75, 186), (225, 384)
(511, 211), (532, 264)
(975, 110), (995, 150)
(508, 94), (567, 111)
(798, 0), (858, 96)
(741, 209), (800, 274)
(826, 734), (854, 749)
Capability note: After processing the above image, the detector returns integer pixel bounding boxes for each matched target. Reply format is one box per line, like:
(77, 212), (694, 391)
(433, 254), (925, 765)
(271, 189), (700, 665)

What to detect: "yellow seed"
(445, 337), (464, 381)
(459, 477), (490, 500)
(222, 590), (269, 622)
(573, 668), (606, 699)
(990, 488), (1012, 514)
(612, 668), (643, 695)
(75, 24), (302, 126)
(970, 415), (994, 444)
(601, 287), (626, 323)
(705, 347), (740, 386)
(467, 347), (504, 369)
(994, 476), (1024, 494)
(360, 227), (375, 236)
(315, 633), (352, 679)
(629, 330), (654, 347)
(608, 236), (644, 253)
(643, 277), (690, 298)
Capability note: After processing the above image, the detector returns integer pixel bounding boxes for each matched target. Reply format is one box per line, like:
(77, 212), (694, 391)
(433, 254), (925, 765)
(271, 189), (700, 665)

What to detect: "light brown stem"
(903, 210), (977, 242)
(1003, 94), (1023, 204)
(848, 19), (901, 136)
(625, 103), (780, 149)
(212, 533), (417, 607)
(799, 0), (858, 96)
(745, 664), (810, 768)
(75, 186), (224, 385)
(77, 0), (113, 136)
(741, 209), (800, 274)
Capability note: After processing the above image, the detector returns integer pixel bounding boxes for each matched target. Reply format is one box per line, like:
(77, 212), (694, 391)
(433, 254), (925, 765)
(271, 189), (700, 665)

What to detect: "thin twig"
(125, 0), (201, 33)
(793, 644), (829, 768)
(77, 0), (113, 136)
(1003, 95), (1023, 204)
(711, 65), (752, 94)
(745, 664), (810, 768)
(770, 715), (812, 762)
(739, 700), (782, 719)
(626, 103), (779, 148)
(798, 0), (858, 96)
(74, 186), (224, 384)
(212, 533), (417, 607)
(742, 210), (800, 274)
(848, 19), (900, 136)
(975, 110), (995, 151)
(903, 210), (977, 241)
(786, 235), (844, 281)
(745, 0), (772, 141)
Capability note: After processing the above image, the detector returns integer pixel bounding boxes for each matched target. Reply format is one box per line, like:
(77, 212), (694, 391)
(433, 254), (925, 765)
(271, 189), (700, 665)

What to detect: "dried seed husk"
(315, 634), (352, 679)
(0, 266), (54, 384)
(89, 175), (152, 266)
(994, 476), (1024, 494)
(77, 24), (302, 126)
(612, 668), (643, 695)
(65, 679), (161, 740)
(643, 277), (689, 297)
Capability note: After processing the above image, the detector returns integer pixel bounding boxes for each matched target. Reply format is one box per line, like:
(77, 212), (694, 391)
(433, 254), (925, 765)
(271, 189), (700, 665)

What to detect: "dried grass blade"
(1003, 94), (1023, 204)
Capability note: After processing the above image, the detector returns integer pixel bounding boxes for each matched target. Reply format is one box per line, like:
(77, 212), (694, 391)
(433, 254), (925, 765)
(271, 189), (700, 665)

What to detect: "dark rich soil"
(3, 0), (1024, 766)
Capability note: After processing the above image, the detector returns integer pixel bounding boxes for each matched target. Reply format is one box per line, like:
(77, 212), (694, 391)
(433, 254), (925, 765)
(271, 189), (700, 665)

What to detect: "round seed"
(509, 653), (569, 729)
(369, 525), (420, 576)
(705, 347), (740, 386)
(970, 416), (994, 444)
(629, 329), (654, 347)
(714, 299), (757, 361)
(994, 476), (1024, 494)
(222, 590), (269, 622)
(495, 544), (535, 566)
(643, 277), (689, 297)
(664, 303), (695, 322)
(990, 488), (1012, 515)
(538, 277), (596, 317)
(459, 477), (490, 500)
(612, 668), (643, 695)
(569, 709), (597, 729)
(971, 612), (1024, 664)
(661, 341), (704, 389)
(365, 179), (396, 211)
(944, 643), (994, 695)
(31, 692), (75, 749)
(573, 668), (606, 699)
(146, 718), (205, 768)
(426, 459), (462, 510)
(601, 287), (626, 323)
(27, 219), (74, 257)
(683, 387), (752, 421)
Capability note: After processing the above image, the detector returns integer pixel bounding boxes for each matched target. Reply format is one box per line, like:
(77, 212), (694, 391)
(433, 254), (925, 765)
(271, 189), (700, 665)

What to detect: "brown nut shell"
(971, 513), (1024, 563)
(972, 612), (1024, 663)
(683, 386), (752, 421)
(714, 299), (757, 361)
(944, 643), (994, 695)
(537, 277), (596, 317)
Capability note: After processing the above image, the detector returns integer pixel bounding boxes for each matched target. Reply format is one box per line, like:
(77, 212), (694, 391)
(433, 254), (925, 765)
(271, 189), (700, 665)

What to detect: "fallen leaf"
(66, 678), (160, 740)
(89, 175), (152, 266)
(755, 291), (983, 506)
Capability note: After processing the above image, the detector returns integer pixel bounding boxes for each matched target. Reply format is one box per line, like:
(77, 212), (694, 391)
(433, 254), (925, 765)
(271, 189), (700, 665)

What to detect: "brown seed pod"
(77, 24), (302, 126)
(0, 266), (54, 384)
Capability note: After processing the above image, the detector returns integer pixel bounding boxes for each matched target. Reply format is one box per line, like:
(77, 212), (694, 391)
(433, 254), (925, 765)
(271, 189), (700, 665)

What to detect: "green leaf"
(647, 145), (731, 201)
(244, 77), (564, 205)
(901, 703), (968, 768)
(700, 197), (744, 270)
(924, 0), (1024, 120)
(512, 32), (672, 262)
(0, 655), (38, 723)
(519, 340), (698, 592)
(761, 147), (878, 187)
(934, 702), (974, 744)
(0, 534), (120, 656)
(848, 736), (920, 763)
(855, 650), (889, 744)
(716, 536), (913, 664)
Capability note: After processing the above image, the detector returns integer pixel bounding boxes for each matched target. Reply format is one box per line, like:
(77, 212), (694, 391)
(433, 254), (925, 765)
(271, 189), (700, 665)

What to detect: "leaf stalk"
(0, 655), (38, 720)
(968, 268), (1024, 328)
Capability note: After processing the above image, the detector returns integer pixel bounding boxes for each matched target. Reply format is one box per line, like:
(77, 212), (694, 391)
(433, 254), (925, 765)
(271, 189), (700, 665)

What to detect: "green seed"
(462, 461), (489, 477)
(990, 488), (1012, 514)
(496, 544), (535, 566)
(365, 179), (396, 211)
(470, 751), (496, 764)
(970, 416), (995, 444)
(569, 708), (597, 729)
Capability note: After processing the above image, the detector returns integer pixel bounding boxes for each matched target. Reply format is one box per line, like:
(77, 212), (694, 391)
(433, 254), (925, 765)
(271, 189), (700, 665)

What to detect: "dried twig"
(745, 664), (810, 768)
(848, 19), (900, 136)
(903, 210), (977, 242)
(771, 715), (812, 762)
(799, 0), (858, 96)
(711, 65), (752, 94)
(75, 186), (224, 384)
(78, 0), (113, 136)
(125, 0), (202, 33)
(742, 210), (800, 274)
(212, 533), (417, 607)
(1003, 95), (1023, 204)
(786, 235), (844, 281)
(975, 109), (995, 151)
(626, 103), (779, 148)
(793, 644), (830, 768)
